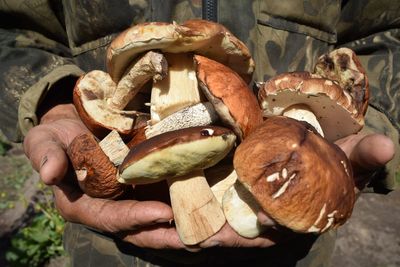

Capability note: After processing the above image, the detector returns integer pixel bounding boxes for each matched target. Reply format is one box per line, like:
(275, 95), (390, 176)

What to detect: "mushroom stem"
(282, 104), (325, 137)
(150, 53), (204, 123)
(99, 130), (130, 166)
(109, 51), (168, 110)
(222, 180), (274, 238)
(168, 170), (226, 245)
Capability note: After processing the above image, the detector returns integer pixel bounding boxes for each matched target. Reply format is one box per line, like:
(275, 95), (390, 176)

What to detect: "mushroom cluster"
(67, 18), (367, 245)
(67, 19), (263, 245)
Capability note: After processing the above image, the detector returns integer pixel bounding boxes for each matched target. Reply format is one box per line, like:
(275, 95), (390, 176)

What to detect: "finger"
(349, 134), (395, 174)
(198, 223), (289, 248)
(119, 226), (187, 250)
(52, 182), (174, 233)
(24, 126), (69, 185)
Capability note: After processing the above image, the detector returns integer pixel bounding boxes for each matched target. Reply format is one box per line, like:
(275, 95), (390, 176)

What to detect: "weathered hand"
(23, 103), (186, 250)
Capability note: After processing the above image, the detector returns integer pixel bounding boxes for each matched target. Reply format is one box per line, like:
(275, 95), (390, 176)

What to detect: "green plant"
(5, 186), (66, 267)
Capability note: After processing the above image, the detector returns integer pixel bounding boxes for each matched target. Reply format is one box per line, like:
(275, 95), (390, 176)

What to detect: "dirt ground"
(331, 189), (400, 267)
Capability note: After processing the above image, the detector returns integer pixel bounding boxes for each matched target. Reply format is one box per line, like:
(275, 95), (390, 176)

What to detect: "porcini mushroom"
(118, 126), (236, 245)
(223, 116), (356, 236)
(67, 131), (130, 199)
(194, 55), (263, 140)
(257, 48), (368, 142)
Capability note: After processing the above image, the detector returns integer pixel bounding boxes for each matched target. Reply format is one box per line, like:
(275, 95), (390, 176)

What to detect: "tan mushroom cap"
(195, 55), (263, 140)
(73, 70), (149, 139)
(233, 116), (355, 234)
(107, 19), (255, 83)
(258, 71), (363, 142)
(67, 133), (129, 199)
(314, 47), (369, 117)
(119, 126), (236, 184)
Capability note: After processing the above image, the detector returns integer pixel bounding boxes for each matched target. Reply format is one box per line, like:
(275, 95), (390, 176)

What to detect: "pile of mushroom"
(222, 48), (369, 238)
(67, 18), (368, 244)
(67, 19), (263, 245)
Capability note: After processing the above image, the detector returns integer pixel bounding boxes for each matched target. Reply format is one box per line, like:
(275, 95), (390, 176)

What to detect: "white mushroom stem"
(99, 130), (130, 166)
(222, 181), (274, 238)
(168, 170), (225, 245)
(150, 53), (204, 124)
(149, 53), (225, 245)
(282, 104), (325, 137)
(109, 51), (168, 110)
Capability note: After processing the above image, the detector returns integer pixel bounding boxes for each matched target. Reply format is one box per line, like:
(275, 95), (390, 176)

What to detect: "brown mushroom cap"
(233, 116), (355, 233)
(67, 133), (129, 199)
(119, 126), (236, 184)
(107, 19), (255, 83)
(195, 55), (263, 140)
(314, 47), (369, 116)
(257, 71), (363, 142)
(73, 70), (149, 139)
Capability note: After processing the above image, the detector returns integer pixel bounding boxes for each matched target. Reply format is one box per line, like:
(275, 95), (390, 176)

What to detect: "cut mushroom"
(118, 126), (236, 245)
(67, 131), (130, 199)
(73, 50), (167, 138)
(225, 116), (355, 236)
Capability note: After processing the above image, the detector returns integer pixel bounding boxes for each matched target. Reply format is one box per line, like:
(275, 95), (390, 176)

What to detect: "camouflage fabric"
(0, 0), (399, 266)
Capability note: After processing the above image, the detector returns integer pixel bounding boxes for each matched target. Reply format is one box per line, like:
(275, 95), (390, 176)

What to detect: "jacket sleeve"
(337, 0), (400, 192)
(0, 2), (83, 142)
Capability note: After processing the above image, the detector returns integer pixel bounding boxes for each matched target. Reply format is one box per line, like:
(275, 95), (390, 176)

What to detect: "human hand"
(335, 133), (395, 193)
(23, 103), (186, 250)
(198, 132), (395, 249)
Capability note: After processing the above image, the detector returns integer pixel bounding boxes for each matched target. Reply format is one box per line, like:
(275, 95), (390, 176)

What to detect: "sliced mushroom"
(73, 50), (167, 138)
(224, 116), (355, 236)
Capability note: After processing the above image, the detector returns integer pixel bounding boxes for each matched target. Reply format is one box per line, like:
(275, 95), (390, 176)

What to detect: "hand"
(199, 133), (395, 249)
(335, 133), (395, 193)
(23, 103), (186, 250)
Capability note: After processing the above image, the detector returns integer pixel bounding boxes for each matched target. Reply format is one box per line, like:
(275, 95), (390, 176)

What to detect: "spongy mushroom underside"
(260, 89), (361, 142)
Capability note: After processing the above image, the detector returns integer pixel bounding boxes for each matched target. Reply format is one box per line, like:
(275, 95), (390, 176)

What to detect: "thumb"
(348, 134), (395, 175)
(24, 120), (87, 185)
